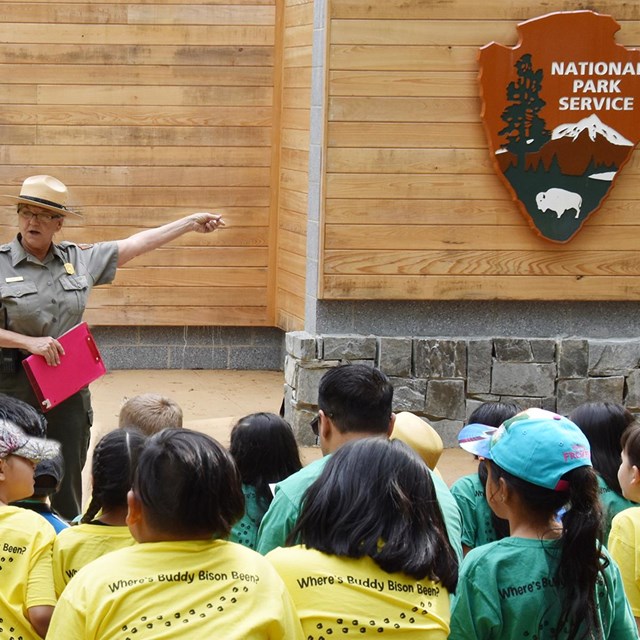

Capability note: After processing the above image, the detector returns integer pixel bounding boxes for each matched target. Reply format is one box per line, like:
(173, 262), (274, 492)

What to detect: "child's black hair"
(290, 437), (458, 592)
(81, 428), (146, 524)
(470, 401), (520, 540)
(229, 412), (302, 505)
(132, 429), (244, 539)
(477, 460), (510, 539)
(570, 402), (635, 494)
(489, 462), (606, 640)
(0, 393), (47, 438)
(621, 421), (640, 468)
(468, 400), (520, 430)
(317, 364), (393, 434)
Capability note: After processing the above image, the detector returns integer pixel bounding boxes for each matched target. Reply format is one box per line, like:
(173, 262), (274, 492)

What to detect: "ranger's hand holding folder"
(22, 322), (106, 411)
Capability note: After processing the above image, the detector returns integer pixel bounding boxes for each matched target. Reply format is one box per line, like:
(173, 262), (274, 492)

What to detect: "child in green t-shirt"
(451, 408), (637, 640)
(228, 412), (302, 550)
(451, 401), (519, 554)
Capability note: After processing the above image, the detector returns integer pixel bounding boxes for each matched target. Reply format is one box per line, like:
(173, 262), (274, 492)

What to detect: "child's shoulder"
(218, 539), (289, 576)
(275, 455), (329, 499)
(611, 505), (640, 527)
(451, 473), (481, 493)
(222, 538), (272, 561)
(0, 505), (55, 542)
(287, 456), (328, 482)
(55, 522), (132, 546)
(55, 521), (86, 543)
(2, 504), (52, 526)
(462, 537), (539, 571)
(265, 544), (314, 567)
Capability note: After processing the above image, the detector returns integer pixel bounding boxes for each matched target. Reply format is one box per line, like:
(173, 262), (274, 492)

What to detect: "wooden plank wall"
(322, 0), (640, 301)
(274, 0), (314, 331)
(0, 0), (277, 326)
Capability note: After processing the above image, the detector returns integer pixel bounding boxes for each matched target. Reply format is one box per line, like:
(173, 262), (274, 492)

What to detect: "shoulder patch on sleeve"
(78, 243), (95, 250)
(0, 243), (11, 252)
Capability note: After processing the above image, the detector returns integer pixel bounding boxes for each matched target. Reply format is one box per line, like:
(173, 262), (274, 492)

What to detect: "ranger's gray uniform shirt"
(0, 236), (119, 338)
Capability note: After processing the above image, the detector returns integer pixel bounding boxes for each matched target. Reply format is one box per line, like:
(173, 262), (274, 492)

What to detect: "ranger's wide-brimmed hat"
(4, 175), (81, 217)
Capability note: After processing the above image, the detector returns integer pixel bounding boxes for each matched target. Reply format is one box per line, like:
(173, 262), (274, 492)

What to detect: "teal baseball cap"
(458, 407), (592, 491)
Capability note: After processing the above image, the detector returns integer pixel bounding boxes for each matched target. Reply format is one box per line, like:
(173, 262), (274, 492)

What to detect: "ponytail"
(557, 465), (607, 640)
(491, 463), (606, 640)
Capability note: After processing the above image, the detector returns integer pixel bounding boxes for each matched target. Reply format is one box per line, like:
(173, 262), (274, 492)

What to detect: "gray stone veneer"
(283, 332), (640, 447)
(92, 326), (285, 371)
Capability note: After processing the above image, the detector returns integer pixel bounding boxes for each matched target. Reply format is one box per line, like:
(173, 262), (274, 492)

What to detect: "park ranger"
(0, 175), (224, 519)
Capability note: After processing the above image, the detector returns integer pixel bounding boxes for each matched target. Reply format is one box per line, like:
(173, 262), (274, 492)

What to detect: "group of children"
(1, 391), (306, 639)
(451, 400), (640, 637)
(453, 406), (636, 638)
(2, 364), (640, 638)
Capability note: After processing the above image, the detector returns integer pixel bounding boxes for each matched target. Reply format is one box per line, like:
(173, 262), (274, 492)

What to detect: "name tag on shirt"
(5, 276), (23, 283)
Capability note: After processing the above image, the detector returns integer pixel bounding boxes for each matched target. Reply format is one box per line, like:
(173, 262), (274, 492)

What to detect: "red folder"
(22, 322), (106, 412)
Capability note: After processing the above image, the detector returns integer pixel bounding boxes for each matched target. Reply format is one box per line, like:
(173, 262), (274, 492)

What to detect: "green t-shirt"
(430, 469), (463, 563)
(449, 536), (638, 639)
(256, 456), (330, 555)
(597, 474), (635, 543)
(229, 484), (270, 551)
(451, 473), (499, 550)
(256, 455), (463, 563)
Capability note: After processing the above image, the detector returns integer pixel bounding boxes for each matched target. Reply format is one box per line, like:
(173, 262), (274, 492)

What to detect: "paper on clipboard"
(22, 322), (106, 412)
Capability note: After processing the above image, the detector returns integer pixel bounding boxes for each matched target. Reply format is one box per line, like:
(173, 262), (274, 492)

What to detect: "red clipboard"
(22, 322), (106, 412)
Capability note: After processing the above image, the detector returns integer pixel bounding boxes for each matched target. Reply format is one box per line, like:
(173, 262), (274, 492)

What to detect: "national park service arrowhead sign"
(479, 11), (640, 243)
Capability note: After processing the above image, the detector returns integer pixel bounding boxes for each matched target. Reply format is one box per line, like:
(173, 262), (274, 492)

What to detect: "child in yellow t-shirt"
(609, 421), (640, 633)
(267, 437), (459, 638)
(53, 427), (146, 595)
(48, 428), (304, 639)
(0, 414), (61, 639)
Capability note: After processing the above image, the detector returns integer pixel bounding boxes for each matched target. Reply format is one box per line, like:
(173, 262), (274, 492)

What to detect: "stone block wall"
(93, 326), (285, 371)
(284, 332), (640, 446)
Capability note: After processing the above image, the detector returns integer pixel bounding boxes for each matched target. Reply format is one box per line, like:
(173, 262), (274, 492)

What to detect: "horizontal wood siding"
(274, 0), (313, 330)
(0, 1), (277, 326)
(322, 0), (640, 300)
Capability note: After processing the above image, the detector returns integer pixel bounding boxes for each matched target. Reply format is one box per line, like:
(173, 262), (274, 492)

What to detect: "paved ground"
(87, 369), (476, 500)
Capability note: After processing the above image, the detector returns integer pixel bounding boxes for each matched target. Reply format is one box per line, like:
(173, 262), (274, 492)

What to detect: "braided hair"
(81, 428), (146, 524)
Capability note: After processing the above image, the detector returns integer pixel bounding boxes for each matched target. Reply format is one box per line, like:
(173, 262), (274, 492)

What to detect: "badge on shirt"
(5, 276), (23, 283)
(64, 263), (75, 275)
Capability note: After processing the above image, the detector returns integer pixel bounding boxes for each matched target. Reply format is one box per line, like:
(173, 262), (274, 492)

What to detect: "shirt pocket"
(0, 280), (40, 323)
(59, 274), (89, 317)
